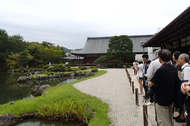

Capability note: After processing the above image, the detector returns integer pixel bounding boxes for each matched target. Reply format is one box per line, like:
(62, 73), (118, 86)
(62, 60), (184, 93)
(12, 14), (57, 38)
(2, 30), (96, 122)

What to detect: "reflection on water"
(15, 118), (87, 126)
(0, 72), (82, 104)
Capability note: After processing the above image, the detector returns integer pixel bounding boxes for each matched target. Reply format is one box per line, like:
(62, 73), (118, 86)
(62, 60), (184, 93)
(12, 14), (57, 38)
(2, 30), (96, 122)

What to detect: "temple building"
(71, 35), (157, 65)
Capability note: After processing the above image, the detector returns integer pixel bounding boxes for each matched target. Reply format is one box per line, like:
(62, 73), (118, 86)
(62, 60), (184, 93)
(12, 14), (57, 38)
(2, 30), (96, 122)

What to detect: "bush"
(47, 64), (66, 72)
(43, 65), (51, 69)
(80, 66), (87, 70)
(91, 68), (98, 72)
(125, 65), (131, 68)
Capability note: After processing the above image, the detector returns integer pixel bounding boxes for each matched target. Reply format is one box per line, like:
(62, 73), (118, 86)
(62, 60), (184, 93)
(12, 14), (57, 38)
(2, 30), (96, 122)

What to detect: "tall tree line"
(0, 29), (66, 71)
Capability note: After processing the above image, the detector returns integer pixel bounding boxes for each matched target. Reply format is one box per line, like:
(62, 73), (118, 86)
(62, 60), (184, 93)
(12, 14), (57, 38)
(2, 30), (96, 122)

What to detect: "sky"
(0, 0), (189, 49)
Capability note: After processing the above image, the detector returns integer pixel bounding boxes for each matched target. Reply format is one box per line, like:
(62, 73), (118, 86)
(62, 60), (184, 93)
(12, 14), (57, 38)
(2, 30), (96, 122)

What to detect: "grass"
(0, 70), (111, 126)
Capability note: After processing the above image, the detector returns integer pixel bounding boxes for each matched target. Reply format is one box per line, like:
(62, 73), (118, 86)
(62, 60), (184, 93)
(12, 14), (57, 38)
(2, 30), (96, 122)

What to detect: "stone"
(34, 84), (51, 96)
(17, 76), (27, 82)
(21, 113), (34, 119)
(0, 113), (17, 126)
(30, 85), (40, 94)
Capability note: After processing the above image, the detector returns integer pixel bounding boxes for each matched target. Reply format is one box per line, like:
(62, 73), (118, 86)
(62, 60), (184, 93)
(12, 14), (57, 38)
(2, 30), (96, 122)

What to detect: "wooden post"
(135, 88), (139, 106)
(129, 77), (131, 86)
(143, 105), (148, 126)
(132, 81), (134, 94)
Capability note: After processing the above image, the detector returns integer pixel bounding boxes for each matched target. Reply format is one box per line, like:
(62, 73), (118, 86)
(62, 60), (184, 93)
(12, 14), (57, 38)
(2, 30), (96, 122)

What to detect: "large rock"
(30, 85), (40, 94)
(17, 76), (27, 82)
(31, 84), (51, 96)
(0, 113), (17, 126)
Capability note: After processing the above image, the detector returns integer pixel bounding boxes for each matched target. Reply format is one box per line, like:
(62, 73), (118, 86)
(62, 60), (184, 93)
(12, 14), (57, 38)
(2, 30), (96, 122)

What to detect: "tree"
(5, 53), (19, 70)
(107, 35), (135, 61)
(17, 50), (33, 67)
(0, 29), (9, 70)
(8, 35), (26, 53)
(6, 50), (33, 69)
(94, 35), (135, 68)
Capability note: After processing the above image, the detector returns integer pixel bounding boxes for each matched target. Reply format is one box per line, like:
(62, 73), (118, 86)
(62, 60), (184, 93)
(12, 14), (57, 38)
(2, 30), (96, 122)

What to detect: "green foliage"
(17, 50), (33, 67)
(91, 68), (98, 72)
(47, 64), (66, 72)
(94, 55), (108, 64)
(125, 65), (132, 68)
(107, 35), (135, 61)
(43, 65), (51, 69)
(8, 35), (26, 53)
(0, 70), (110, 126)
(0, 29), (66, 70)
(6, 50), (33, 69)
(0, 29), (9, 70)
(80, 66), (87, 70)
(94, 35), (135, 68)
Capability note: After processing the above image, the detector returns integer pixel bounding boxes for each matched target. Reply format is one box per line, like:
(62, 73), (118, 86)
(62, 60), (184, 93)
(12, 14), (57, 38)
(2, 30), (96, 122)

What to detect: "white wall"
(134, 47), (160, 61)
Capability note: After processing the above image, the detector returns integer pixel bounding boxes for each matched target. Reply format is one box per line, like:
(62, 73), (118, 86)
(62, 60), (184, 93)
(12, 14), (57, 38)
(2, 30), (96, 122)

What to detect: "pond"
(0, 72), (87, 126)
(0, 72), (82, 105)
(15, 118), (87, 126)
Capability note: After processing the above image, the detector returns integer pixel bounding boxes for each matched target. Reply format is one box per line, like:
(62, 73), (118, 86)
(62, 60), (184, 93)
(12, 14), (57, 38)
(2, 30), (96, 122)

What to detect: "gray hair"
(179, 53), (189, 62)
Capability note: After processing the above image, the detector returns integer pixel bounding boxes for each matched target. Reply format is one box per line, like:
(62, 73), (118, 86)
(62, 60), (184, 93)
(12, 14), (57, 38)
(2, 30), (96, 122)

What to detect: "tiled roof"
(71, 35), (153, 55)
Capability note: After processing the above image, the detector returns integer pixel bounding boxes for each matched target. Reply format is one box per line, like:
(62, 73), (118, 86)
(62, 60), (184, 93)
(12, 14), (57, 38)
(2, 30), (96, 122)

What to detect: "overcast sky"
(0, 0), (189, 49)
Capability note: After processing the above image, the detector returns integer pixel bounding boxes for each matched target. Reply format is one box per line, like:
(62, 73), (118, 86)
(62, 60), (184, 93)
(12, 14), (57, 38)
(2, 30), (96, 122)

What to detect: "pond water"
(0, 72), (86, 126)
(15, 118), (87, 126)
(0, 72), (82, 105)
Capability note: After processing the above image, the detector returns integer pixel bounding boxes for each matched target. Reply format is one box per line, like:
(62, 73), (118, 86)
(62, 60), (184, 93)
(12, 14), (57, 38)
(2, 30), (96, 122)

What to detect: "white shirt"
(180, 63), (190, 82)
(137, 63), (144, 78)
(146, 58), (162, 80)
(133, 62), (138, 69)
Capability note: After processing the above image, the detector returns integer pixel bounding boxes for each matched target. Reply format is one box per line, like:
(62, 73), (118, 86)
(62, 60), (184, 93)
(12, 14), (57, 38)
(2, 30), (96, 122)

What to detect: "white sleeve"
(146, 62), (154, 80)
(184, 67), (190, 82)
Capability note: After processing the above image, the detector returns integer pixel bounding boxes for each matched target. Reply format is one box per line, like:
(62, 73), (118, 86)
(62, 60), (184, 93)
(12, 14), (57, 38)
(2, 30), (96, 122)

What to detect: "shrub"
(125, 65), (131, 68)
(47, 64), (66, 72)
(80, 66), (87, 70)
(43, 65), (51, 69)
(91, 68), (98, 72)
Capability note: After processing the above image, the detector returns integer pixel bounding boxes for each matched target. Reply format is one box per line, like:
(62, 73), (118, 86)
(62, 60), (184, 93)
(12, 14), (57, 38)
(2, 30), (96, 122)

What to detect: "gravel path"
(74, 68), (183, 126)
(74, 68), (143, 126)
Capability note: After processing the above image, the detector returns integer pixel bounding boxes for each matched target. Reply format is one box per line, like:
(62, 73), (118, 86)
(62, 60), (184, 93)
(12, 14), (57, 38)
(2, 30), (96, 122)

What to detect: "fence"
(125, 67), (152, 126)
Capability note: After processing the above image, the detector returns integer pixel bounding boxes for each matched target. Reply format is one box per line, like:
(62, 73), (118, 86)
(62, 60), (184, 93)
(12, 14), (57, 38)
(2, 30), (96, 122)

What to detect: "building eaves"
(143, 6), (190, 47)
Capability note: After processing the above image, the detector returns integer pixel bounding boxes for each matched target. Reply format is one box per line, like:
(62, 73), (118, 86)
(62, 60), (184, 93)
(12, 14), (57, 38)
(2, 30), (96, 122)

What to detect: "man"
(145, 51), (162, 105)
(142, 54), (149, 98)
(178, 53), (190, 126)
(148, 49), (180, 126)
(146, 50), (162, 80)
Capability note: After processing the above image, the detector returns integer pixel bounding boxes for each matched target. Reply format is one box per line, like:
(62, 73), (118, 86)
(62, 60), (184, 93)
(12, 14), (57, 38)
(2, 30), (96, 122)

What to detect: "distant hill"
(61, 46), (71, 52)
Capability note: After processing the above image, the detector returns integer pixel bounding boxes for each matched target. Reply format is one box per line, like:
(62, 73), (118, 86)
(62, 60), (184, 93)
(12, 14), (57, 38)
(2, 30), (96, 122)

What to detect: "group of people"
(133, 49), (190, 126)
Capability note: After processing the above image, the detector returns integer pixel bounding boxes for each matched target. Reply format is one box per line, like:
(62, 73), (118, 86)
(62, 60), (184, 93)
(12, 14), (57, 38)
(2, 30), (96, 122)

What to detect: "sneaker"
(145, 102), (153, 106)
(138, 92), (144, 95)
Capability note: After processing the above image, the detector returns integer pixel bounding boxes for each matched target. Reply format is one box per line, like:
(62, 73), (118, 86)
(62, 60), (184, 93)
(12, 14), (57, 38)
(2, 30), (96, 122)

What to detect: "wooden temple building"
(71, 35), (154, 65)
